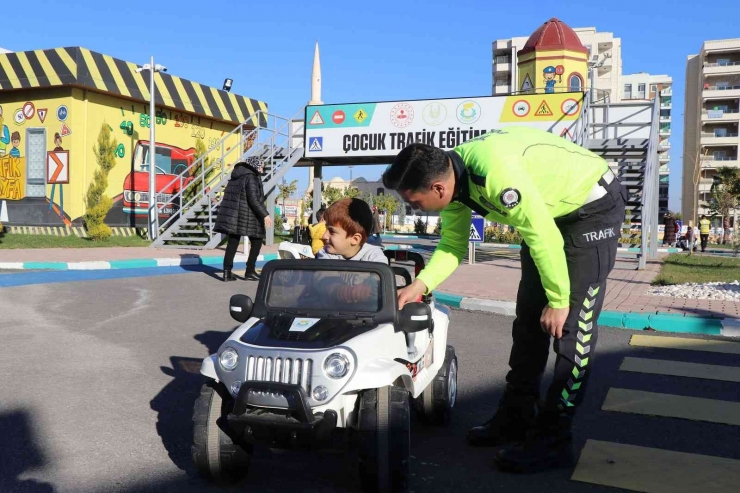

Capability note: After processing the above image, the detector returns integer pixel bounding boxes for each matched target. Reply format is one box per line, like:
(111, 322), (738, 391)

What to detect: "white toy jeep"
(192, 252), (457, 493)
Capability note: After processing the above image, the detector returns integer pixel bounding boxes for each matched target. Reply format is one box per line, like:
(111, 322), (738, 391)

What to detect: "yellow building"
(517, 18), (589, 95)
(0, 47), (266, 228)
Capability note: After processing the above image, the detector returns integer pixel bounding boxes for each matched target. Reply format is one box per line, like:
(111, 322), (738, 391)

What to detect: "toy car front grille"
(245, 356), (313, 394)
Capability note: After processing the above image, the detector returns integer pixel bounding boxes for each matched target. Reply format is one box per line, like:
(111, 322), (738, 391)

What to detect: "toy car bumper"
(227, 381), (337, 446)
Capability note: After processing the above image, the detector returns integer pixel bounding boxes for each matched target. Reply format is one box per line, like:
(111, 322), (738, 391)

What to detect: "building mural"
(0, 47), (267, 227)
(517, 18), (588, 95)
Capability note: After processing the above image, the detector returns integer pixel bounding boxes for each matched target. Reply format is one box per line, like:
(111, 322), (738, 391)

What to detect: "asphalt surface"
(1, 268), (740, 493)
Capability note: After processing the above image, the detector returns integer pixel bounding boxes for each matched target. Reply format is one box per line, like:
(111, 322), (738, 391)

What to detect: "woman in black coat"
(214, 157), (273, 281)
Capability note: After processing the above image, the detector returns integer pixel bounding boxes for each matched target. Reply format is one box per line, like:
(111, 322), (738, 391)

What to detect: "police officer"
(382, 126), (626, 473)
(699, 215), (711, 252)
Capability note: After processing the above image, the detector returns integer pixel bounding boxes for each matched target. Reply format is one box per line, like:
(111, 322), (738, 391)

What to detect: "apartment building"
(492, 26), (623, 101)
(683, 39), (740, 224)
(622, 73), (673, 216)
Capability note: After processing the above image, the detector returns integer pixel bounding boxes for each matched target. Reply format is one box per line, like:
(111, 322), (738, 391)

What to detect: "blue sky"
(7, 0), (739, 212)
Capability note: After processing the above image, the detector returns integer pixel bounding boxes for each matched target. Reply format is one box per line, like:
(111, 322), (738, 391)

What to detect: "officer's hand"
(398, 279), (427, 309)
(540, 306), (570, 339)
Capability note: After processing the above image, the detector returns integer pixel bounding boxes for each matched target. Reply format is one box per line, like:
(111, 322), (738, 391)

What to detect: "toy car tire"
(414, 345), (457, 425)
(192, 382), (251, 483)
(358, 386), (410, 493)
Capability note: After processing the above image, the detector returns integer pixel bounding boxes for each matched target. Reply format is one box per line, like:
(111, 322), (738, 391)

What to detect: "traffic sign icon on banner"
(47, 151), (69, 184)
(470, 214), (484, 243)
(309, 110), (324, 125)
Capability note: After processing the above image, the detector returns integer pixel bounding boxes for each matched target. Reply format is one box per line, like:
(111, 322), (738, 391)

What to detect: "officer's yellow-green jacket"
(417, 126), (610, 309)
(699, 218), (711, 235)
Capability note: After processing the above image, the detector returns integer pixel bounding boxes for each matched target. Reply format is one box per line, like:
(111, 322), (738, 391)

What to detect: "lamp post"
(136, 56), (167, 240)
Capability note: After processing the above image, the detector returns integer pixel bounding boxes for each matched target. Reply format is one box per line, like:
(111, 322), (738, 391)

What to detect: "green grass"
(652, 253), (740, 285)
(0, 233), (151, 249)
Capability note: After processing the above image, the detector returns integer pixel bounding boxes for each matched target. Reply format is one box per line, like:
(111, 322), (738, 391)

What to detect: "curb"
(432, 291), (739, 338)
(0, 244), (413, 271)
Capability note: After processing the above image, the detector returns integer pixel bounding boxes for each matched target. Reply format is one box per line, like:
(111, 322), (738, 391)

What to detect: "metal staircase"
(150, 109), (305, 249)
(583, 93), (662, 269)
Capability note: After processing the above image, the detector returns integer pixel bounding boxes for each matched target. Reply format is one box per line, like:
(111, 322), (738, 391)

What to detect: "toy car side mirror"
(229, 294), (253, 323)
(398, 302), (432, 333)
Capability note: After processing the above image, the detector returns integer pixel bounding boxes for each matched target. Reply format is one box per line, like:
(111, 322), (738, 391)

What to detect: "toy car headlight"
(219, 347), (239, 371)
(324, 353), (350, 379)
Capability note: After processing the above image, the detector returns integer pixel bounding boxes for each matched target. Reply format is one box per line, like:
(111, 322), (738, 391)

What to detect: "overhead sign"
(470, 214), (484, 243)
(304, 92), (584, 159)
(47, 151), (69, 184)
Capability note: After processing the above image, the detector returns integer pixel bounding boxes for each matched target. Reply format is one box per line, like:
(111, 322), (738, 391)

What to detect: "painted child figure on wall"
(0, 107), (10, 156)
(9, 131), (20, 158)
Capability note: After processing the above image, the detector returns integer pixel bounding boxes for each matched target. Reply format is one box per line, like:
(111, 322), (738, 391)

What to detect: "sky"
(7, 0), (740, 213)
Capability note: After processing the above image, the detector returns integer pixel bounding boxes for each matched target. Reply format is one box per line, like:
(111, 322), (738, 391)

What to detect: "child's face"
(322, 223), (362, 257)
(12, 139), (19, 147)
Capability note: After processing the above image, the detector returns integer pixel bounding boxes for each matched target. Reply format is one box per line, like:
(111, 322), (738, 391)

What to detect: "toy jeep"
(192, 253), (457, 492)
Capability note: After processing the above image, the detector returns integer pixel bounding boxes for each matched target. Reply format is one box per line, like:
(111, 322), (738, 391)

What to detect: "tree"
(342, 186), (360, 199)
(685, 148), (710, 255)
(84, 124), (118, 241)
(323, 184), (343, 206)
(708, 167), (740, 244)
(277, 178), (298, 215)
(373, 194), (400, 230)
(183, 138), (213, 206)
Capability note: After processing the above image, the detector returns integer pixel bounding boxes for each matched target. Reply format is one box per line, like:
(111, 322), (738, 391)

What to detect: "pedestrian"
(213, 157), (273, 282)
(662, 213), (677, 247)
(383, 126), (626, 474)
(699, 215), (711, 252)
(308, 207), (327, 255)
(371, 205), (382, 238)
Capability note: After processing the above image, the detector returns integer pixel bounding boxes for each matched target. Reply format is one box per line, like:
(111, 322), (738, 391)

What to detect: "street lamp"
(223, 78), (233, 92)
(136, 56), (167, 240)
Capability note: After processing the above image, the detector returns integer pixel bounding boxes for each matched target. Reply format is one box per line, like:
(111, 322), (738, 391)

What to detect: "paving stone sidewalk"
(436, 256), (740, 319)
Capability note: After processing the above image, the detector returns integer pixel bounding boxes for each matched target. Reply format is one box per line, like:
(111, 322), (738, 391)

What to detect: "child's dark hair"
(316, 207), (326, 222)
(11, 131), (20, 141)
(324, 198), (373, 244)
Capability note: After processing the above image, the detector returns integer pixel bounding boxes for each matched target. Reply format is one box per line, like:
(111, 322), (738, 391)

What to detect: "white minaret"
(308, 40), (323, 105)
(308, 40), (323, 191)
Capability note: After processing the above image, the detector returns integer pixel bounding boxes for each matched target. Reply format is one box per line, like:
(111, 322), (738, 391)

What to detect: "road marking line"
(572, 439), (740, 493)
(603, 388), (740, 426)
(630, 334), (740, 355)
(620, 357), (740, 383)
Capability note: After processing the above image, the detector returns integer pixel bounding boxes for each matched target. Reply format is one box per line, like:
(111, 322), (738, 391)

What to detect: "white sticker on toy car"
(289, 317), (321, 332)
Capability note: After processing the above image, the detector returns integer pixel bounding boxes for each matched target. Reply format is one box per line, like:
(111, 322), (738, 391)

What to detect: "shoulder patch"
(500, 188), (521, 209)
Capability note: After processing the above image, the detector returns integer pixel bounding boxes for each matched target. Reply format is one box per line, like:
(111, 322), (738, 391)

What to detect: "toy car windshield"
(267, 267), (382, 314)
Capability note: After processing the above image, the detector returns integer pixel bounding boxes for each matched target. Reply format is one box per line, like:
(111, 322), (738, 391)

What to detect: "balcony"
(493, 55), (511, 72)
(701, 132), (740, 145)
(597, 57), (613, 74)
(702, 156), (739, 168)
(660, 128), (671, 136)
(661, 99), (672, 109)
(660, 87), (673, 97)
(660, 115), (671, 122)
(660, 140), (671, 149)
(660, 153), (670, 162)
(703, 85), (740, 99)
(702, 108), (740, 121)
(704, 61), (740, 76)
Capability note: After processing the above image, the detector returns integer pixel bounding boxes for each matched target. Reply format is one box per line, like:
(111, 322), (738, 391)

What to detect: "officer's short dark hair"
(382, 144), (450, 193)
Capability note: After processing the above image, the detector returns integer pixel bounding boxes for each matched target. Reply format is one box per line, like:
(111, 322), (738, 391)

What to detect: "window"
(650, 84), (657, 93)
(715, 128), (728, 137)
(718, 58), (730, 66)
(714, 150), (727, 160)
(568, 74), (583, 91)
(623, 83), (632, 99)
(638, 83), (646, 98)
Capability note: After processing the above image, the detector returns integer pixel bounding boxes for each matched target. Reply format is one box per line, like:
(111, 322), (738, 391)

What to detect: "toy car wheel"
(414, 345), (457, 425)
(358, 386), (410, 493)
(192, 382), (251, 483)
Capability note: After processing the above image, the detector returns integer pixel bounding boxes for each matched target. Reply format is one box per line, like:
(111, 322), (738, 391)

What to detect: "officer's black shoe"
(223, 270), (237, 282)
(244, 270), (260, 281)
(466, 393), (536, 447)
(494, 410), (575, 474)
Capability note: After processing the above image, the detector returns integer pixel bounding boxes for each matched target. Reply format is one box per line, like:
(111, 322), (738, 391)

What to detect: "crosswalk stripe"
(620, 357), (740, 383)
(630, 334), (740, 355)
(602, 388), (740, 426)
(572, 439), (740, 493)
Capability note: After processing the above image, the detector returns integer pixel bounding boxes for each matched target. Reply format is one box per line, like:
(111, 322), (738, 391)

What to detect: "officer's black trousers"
(506, 176), (626, 414)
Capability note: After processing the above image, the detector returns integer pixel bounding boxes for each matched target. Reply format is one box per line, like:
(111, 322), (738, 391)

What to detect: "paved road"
(1, 269), (739, 493)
